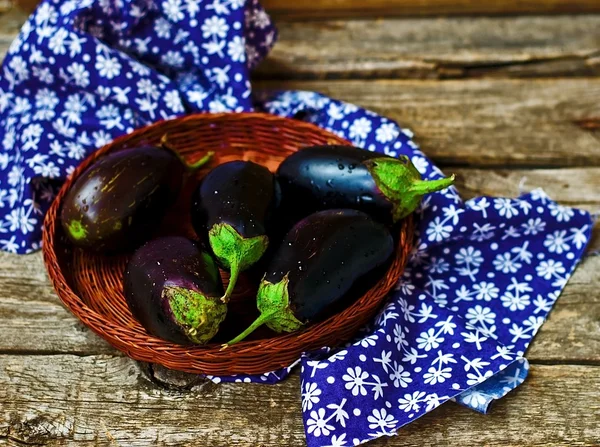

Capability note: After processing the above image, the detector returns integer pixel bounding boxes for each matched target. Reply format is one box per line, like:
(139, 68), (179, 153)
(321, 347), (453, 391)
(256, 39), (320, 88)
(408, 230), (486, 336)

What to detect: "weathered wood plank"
(12, 0), (600, 17)
(0, 168), (598, 362)
(0, 251), (115, 355)
(257, 16), (600, 80)
(261, 0), (600, 19)
(0, 355), (598, 446)
(256, 78), (600, 167)
(1, 10), (600, 80)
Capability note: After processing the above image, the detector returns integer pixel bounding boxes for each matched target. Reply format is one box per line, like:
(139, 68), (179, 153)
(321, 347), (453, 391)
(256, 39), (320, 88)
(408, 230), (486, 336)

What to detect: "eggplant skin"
(60, 145), (184, 252)
(266, 209), (394, 322)
(124, 236), (224, 345)
(276, 145), (393, 224)
(191, 160), (279, 240)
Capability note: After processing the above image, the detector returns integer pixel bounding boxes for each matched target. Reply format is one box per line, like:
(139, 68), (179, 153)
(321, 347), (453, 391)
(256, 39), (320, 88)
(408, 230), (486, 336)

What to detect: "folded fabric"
(0, 2), (592, 447)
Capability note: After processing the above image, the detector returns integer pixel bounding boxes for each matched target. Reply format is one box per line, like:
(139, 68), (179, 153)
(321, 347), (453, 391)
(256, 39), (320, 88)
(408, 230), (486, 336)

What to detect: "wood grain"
(256, 78), (600, 167)
(1, 11), (600, 80)
(11, 0), (600, 17)
(0, 355), (598, 446)
(261, 0), (600, 19)
(257, 16), (600, 80)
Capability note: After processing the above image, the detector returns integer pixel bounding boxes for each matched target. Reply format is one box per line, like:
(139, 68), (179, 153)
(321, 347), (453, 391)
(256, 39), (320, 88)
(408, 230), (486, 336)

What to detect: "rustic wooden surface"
(0, 4), (600, 447)
(260, 0), (600, 19)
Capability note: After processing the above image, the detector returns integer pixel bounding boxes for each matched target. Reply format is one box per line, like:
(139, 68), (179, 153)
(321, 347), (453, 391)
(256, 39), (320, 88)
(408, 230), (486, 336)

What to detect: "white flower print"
(571, 226), (589, 250)
(95, 54), (121, 79)
(411, 156), (428, 175)
(66, 62), (89, 87)
(161, 50), (185, 68)
(367, 408), (398, 431)
(8, 56), (28, 84)
(501, 291), (530, 311)
(323, 434), (348, 447)
(473, 281), (499, 301)
(493, 252), (519, 274)
(494, 198), (518, 218)
(536, 259), (566, 280)
(426, 216), (452, 242)
(428, 257), (450, 274)
(522, 217), (546, 235)
(460, 389), (489, 407)
(202, 16), (229, 39)
(227, 36), (246, 62)
(375, 122), (398, 143)
(252, 8), (272, 28)
(7, 166), (23, 187)
(423, 366), (452, 385)
(163, 0), (184, 22)
(455, 246), (484, 267)
(306, 408), (334, 437)
(416, 328), (443, 352)
(389, 361), (412, 388)
(137, 79), (160, 100)
(92, 130), (112, 147)
(0, 236), (19, 254)
(48, 28), (68, 55)
(360, 334), (378, 348)
(424, 393), (446, 411)
(35, 3), (58, 25)
(548, 202), (574, 222)
(349, 117), (372, 141)
(342, 366), (368, 396)
(154, 17), (172, 38)
(398, 391), (426, 412)
(302, 382), (321, 411)
(466, 305), (496, 326)
(544, 230), (569, 254)
(164, 90), (184, 113)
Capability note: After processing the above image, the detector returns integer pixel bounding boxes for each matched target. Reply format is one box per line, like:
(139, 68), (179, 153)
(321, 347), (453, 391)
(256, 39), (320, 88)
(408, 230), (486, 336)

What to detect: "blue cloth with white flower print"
(0, 2), (593, 447)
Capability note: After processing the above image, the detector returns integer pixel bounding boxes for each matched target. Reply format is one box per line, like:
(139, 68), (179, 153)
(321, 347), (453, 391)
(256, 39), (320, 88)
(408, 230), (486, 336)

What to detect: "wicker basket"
(42, 112), (414, 375)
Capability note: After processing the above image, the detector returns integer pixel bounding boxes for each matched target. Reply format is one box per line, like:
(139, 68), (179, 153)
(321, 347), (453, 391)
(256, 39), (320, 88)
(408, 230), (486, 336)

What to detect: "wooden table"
(1, 2), (600, 446)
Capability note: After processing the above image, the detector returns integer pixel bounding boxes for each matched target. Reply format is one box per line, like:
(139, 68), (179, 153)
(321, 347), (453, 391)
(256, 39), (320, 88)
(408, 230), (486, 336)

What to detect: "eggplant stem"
(221, 258), (240, 303)
(186, 151), (215, 171)
(224, 310), (278, 346)
(410, 174), (455, 194)
(160, 133), (214, 172)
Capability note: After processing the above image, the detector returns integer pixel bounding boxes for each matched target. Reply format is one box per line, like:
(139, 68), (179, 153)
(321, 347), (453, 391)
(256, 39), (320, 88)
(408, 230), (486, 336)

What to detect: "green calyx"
(225, 274), (304, 346)
(364, 156), (455, 222)
(67, 220), (87, 241)
(209, 222), (269, 303)
(165, 286), (227, 344)
(160, 133), (214, 172)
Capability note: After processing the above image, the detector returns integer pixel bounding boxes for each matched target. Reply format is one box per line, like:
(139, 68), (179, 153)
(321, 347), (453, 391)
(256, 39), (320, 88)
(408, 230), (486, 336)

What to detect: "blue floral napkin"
(0, 1), (592, 446)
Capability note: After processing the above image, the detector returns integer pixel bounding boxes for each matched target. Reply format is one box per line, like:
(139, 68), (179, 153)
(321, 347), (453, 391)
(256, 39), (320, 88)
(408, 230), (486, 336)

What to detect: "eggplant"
(226, 209), (394, 345)
(124, 236), (226, 344)
(276, 145), (454, 225)
(191, 161), (279, 302)
(61, 136), (213, 252)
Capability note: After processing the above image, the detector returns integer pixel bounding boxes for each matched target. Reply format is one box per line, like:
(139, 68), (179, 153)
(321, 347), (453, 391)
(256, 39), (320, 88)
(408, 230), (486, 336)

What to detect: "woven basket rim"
(42, 112), (414, 373)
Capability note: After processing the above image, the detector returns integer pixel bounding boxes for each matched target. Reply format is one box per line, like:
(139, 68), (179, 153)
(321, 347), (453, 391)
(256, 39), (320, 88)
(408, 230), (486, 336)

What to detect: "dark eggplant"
(276, 145), (454, 225)
(226, 209), (394, 345)
(191, 161), (279, 302)
(124, 236), (226, 344)
(61, 137), (213, 252)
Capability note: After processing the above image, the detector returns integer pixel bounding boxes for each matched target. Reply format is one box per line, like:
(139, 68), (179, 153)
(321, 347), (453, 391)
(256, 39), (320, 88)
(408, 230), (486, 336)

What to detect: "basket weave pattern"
(42, 113), (414, 375)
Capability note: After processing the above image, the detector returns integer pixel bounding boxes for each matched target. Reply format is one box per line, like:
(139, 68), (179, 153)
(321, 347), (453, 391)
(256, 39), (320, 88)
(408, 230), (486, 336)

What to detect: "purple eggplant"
(276, 145), (454, 225)
(226, 209), (394, 345)
(191, 161), (279, 302)
(124, 236), (226, 345)
(61, 137), (213, 252)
